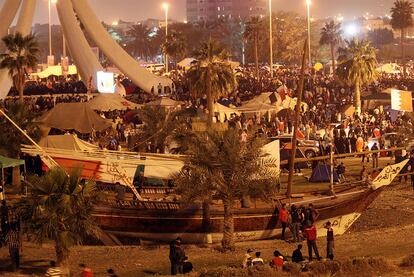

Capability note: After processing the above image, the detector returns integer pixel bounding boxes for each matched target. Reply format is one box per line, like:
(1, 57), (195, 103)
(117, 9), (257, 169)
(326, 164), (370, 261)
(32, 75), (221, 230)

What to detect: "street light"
(48, 0), (57, 61)
(269, 0), (273, 77)
(306, 0), (311, 67)
(163, 3), (169, 73)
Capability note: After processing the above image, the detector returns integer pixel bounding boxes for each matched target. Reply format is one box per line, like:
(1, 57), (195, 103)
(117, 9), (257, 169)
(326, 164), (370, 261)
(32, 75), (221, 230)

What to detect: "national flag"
(391, 89), (413, 112)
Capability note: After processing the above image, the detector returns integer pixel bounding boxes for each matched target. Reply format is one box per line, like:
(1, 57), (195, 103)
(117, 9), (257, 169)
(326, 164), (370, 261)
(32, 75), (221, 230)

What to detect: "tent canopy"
(145, 97), (183, 108)
(87, 93), (139, 111)
(37, 102), (112, 134)
(237, 100), (278, 113)
(376, 63), (401, 74)
(213, 103), (240, 122)
(32, 65), (77, 78)
(39, 135), (98, 151)
(0, 156), (24, 169)
(177, 58), (197, 69)
(309, 163), (339, 183)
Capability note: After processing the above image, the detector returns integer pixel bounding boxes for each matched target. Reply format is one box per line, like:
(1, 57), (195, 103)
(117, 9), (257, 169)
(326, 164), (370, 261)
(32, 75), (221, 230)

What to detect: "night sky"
(0, 0), (395, 24)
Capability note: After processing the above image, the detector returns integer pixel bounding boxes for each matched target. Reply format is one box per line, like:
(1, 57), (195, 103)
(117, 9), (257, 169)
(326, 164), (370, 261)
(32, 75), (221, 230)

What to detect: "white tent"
(376, 63), (401, 74)
(32, 65), (77, 78)
(177, 58), (197, 70)
(237, 101), (278, 114)
(213, 103), (240, 122)
(87, 94), (139, 111)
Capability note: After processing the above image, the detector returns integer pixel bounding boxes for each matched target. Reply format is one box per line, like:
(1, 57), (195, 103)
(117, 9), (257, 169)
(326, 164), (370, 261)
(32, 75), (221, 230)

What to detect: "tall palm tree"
(244, 16), (262, 78)
(319, 20), (342, 75)
(0, 33), (39, 102)
(163, 31), (186, 68)
(336, 39), (378, 115)
(186, 40), (236, 126)
(136, 105), (187, 153)
(126, 24), (152, 61)
(391, 0), (414, 77)
(174, 129), (278, 251)
(17, 168), (103, 274)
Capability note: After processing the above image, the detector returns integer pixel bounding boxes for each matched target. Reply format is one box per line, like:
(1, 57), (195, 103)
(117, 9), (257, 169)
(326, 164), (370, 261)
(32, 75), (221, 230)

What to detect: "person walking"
(5, 223), (20, 271)
(304, 221), (320, 261)
(278, 204), (289, 241)
(325, 221), (334, 260)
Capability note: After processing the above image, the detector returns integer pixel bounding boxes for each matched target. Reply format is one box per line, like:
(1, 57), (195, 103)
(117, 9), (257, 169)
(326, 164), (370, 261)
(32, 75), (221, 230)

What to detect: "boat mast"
(286, 39), (308, 198)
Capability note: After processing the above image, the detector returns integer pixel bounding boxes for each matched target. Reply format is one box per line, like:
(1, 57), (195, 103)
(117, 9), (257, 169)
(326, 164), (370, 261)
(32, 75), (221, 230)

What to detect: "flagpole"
(0, 109), (60, 168)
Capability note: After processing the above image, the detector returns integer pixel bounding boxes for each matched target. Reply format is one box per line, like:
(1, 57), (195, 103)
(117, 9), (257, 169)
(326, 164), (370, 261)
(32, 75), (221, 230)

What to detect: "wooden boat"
(21, 144), (389, 244)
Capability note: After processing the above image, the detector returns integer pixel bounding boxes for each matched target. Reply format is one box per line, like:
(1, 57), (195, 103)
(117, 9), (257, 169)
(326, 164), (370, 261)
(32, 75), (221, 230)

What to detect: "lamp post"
(269, 0), (273, 77)
(306, 0), (311, 67)
(163, 3), (169, 73)
(48, 0), (57, 65)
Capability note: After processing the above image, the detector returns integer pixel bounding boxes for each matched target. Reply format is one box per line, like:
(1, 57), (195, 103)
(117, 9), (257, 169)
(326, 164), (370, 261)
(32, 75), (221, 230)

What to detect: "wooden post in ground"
(286, 39), (308, 198)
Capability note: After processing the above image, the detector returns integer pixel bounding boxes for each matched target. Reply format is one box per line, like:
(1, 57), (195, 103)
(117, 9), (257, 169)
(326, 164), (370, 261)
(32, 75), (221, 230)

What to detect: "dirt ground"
(0, 182), (413, 276)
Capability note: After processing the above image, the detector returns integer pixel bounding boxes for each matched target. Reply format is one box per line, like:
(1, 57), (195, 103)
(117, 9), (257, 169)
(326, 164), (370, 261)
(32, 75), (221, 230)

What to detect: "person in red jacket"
(304, 221), (320, 261)
(278, 204), (289, 240)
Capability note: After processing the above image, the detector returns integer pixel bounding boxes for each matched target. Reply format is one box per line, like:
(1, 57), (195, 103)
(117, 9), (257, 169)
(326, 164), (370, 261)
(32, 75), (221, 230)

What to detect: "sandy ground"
(0, 157), (413, 276)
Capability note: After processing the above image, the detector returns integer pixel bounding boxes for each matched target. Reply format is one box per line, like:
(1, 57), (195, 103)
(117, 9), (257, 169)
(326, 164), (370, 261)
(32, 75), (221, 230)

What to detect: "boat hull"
(93, 189), (379, 244)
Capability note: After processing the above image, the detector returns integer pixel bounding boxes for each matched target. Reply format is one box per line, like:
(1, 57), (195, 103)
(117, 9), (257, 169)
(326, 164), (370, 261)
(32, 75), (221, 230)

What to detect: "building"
(186, 0), (267, 22)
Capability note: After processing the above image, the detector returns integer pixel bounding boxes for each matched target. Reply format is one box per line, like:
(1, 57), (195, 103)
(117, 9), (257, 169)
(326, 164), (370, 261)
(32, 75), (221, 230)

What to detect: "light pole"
(269, 0), (273, 77)
(306, 0), (312, 67)
(48, 0), (57, 65)
(163, 3), (169, 73)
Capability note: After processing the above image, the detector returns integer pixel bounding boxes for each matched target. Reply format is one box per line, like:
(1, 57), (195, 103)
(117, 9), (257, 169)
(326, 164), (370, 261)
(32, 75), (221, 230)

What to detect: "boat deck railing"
(102, 199), (182, 210)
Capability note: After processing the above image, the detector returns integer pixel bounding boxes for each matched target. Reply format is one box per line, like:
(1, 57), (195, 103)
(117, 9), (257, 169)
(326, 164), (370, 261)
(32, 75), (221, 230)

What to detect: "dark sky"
(0, 0), (395, 24)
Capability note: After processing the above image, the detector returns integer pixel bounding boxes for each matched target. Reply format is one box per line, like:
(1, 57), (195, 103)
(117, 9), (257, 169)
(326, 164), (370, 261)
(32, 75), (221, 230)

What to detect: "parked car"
(268, 135), (320, 158)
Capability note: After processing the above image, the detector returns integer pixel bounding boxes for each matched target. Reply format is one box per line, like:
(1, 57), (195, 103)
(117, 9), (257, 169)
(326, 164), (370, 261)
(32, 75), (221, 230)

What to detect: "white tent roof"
(38, 134), (98, 151)
(87, 94), (139, 111)
(376, 63), (401, 74)
(178, 58), (197, 68)
(237, 100), (278, 113)
(32, 65), (77, 78)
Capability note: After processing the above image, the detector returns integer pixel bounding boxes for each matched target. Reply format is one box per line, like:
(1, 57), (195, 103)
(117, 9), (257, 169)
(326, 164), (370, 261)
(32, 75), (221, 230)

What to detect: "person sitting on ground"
(80, 263), (94, 277)
(292, 244), (305, 263)
(242, 248), (254, 268)
(270, 250), (285, 270)
(45, 261), (63, 277)
(251, 251), (264, 266)
(336, 162), (346, 182)
(107, 268), (118, 277)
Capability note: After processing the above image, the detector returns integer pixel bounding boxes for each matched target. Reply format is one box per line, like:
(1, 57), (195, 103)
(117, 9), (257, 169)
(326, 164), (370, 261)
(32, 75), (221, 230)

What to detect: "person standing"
(289, 205), (301, 242)
(325, 221), (334, 260)
(371, 143), (379, 169)
(304, 221), (320, 261)
(0, 200), (9, 235)
(5, 223), (20, 271)
(170, 238), (186, 275)
(278, 204), (289, 241)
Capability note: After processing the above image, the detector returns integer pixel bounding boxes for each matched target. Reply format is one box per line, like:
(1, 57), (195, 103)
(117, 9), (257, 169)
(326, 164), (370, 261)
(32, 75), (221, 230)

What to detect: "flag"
(371, 159), (409, 190)
(269, 92), (278, 104)
(391, 89), (413, 112)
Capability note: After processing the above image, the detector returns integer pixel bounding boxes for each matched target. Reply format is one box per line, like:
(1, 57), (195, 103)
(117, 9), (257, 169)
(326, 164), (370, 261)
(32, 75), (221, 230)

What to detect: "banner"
(391, 89), (413, 112)
(371, 159), (409, 190)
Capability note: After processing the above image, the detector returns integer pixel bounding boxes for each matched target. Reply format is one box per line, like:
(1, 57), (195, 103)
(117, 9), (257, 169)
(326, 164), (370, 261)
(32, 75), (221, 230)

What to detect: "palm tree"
(391, 0), (414, 77)
(17, 168), (103, 274)
(0, 33), (39, 102)
(186, 40), (236, 126)
(163, 31), (186, 68)
(126, 24), (152, 61)
(136, 105), (188, 153)
(244, 17), (262, 78)
(320, 20), (342, 75)
(336, 39), (377, 115)
(174, 129), (278, 251)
